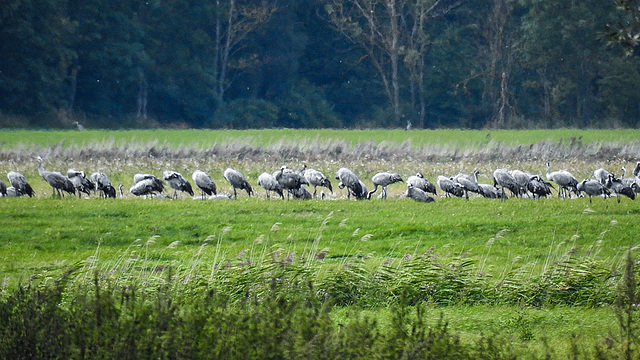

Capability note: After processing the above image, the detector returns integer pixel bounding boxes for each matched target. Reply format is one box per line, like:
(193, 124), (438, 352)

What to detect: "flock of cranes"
(1, 157), (640, 204)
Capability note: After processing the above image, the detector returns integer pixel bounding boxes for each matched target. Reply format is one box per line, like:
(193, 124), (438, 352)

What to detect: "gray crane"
(257, 172), (284, 199)
(545, 162), (578, 199)
(192, 170), (217, 199)
(338, 179), (368, 199)
(130, 178), (161, 197)
(0, 179), (6, 197)
(452, 171), (483, 200)
(527, 175), (554, 198)
(223, 168), (253, 198)
(7, 171), (35, 197)
(335, 167), (367, 199)
(67, 169), (94, 197)
(290, 185), (313, 199)
(91, 171), (116, 198)
(406, 173), (437, 195)
(634, 161), (640, 178)
(406, 183), (434, 202)
(37, 156), (75, 197)
(510, 169), (534, 197)
(436, 175), (464, 198)
(368, 172), (403, 199)
(133, 174), (164, 194)
(300, 164), (333, 198)
(274, 166), (307, 198)
(593, 168), (612, 184)
(605, 173), (636, 202)
(619, 167), (638, 190)
(477, 183), (507, 199)
(492, 168), (519, 198)
(577, 179), (610, 203)
(163, 170), (194, 199)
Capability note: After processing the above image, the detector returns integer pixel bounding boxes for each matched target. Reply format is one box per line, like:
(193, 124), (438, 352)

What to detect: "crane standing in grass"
(7, 171), (35, 197)
(545, 162), (578, 199)
(37, 156), (75, 197)
(257, 172), (284, 199)
(192, 170), (217, 199)
(223, 168), (253, 198)
(368, 172), (403, 199)
(163, 170), (194, 199)
(91, 171), (116, 198)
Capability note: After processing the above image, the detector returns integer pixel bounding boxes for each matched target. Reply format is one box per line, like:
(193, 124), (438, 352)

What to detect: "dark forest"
(2, 0), (640, 129)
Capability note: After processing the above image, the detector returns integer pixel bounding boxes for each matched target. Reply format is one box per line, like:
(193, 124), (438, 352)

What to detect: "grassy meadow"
(1, 128), (640, 358)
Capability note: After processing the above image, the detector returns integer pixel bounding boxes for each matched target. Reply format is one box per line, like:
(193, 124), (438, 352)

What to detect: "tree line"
(1, 0), (639, 129)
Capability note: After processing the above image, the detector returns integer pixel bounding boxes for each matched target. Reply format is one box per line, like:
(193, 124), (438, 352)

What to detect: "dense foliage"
(1, 0), (639, 129)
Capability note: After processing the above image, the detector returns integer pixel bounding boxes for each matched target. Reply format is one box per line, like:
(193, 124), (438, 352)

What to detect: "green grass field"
(1, 129), (640, 358)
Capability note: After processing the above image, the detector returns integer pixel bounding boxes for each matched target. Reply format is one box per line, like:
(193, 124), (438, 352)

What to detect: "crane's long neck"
(621, 167), (627, 179)
(37, 159), (45, 177)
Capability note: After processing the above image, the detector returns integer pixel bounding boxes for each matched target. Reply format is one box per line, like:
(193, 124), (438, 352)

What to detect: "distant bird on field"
(619, 167), (638, 190)
(37, 156), (75, 197)
(300, 165), (332, 198)
(527, 175), (554, 198)
(7, 171), (35, 197)
(510, 169), (532, 197)
(593, 168), (612, 185)
(406, 173), (437, 195)
(577, 179), (610, 203)
(91, 171), (116, 198)
(67, 169), (94, 197)
(274, 166), (307, 198)
(335, 167), (367, 199)
(130, 178), (160, 197)
(436, 175), (464, 198)
(605, 173), (635, 203)
(163, 170), (194, 199)
(633, 161), (640, 178)
(477, 183), (507, 199)
(72, 121), (84, 131)
(369, 172), (403, 199)
(257, 172), (284, 199)
(493, 168), (519, 198)
(192, 170), (217, 199)
(545, 162), (578, 199)
(453, 171), (483, 200)
(223, 168), (252, 198)
(133, 174), (164, 194)
(406, 183), (434, 202)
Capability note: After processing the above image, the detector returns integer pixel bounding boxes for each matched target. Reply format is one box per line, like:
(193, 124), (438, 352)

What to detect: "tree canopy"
(0, 0), (638, 129)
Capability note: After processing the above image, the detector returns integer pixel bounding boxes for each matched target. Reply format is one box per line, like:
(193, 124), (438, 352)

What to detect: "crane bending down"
(492, 169), (519, 198)
(133, 174), (164, 195)
(91, 171), (116, 198)
(67, 169), (94, 197)
(335, 167), (367, 199)
(7, 171), (35, 197)
(274, 166), (307, 199)
(257, 172), (284, 199)
(163, 170), (194, 199)
(223, 168), (253, 198)
(300, 165), (333, 198)
(406, 173), (437, 195)
(436, 175), (464, 198)
(368, 172), (403, 199)
(406, 183), (434, 202)
(37, 156), (75, 197)
(577, 179), (610, 203)
(192, 170), (217, 199)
